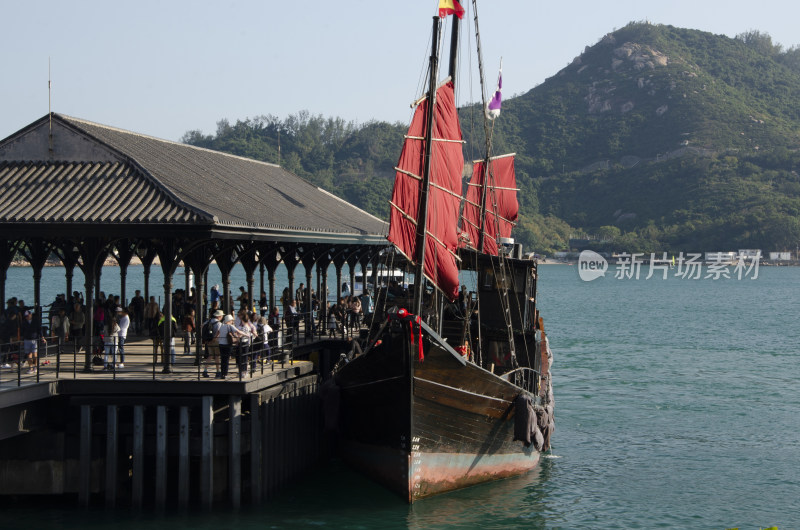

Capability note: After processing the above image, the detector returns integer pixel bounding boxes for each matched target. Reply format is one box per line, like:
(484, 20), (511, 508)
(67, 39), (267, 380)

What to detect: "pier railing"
(0, 309), (373, 387)
(0, 313), (329, 510)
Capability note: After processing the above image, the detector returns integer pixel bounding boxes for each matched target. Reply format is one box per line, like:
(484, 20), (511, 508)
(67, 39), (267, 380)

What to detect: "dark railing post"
(237, 342), (242, 381)
(281, 318), (287, 368)
(111, 336), (117, 381)
(249, 342), (254, 378)
(152, 336), (158, 380)
(17, 341), (22, 387)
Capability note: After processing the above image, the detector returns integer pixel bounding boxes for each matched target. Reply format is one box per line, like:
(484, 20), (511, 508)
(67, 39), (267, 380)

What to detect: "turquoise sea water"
(2, 264), (799, 528)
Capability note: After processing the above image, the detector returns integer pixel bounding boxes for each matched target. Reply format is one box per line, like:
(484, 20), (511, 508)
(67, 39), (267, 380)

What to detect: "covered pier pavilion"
(0, 114), (393, 508)
(0, 113), (390, 373)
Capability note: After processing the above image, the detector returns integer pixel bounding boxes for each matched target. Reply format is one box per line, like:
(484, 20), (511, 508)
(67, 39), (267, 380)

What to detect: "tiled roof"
(0, 114), (388, 242)
(58, 115), (388, 236)
(0, 160), (206, 224)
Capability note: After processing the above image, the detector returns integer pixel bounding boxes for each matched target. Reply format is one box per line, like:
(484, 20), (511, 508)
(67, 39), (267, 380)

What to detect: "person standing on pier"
(360, 289), (374, 325)
(130, 290), (144, 335)
(268, 307), (281, 351)
(143, 296), (159, 337)
(51, 307), (70, 347)
(285, 300), (299, 342)
(69, 303), (85, 354)
(202, 309), (224, 378)
(236, 286), (250, 312)
(217, 314), (246, 379)
(93, 301), (105, 337)
(235, 312), (257, 377)
(1, 304), (20, 368)
(256, 315), (272, 357)
(103, 316), (120, 370)
(182, 308), (196, 354)
(281, 287), (291, 314)
(116, 307), (129, 368)
(326, 303), (338, 337)
(172, 290), (185, 321)
(331, 298), (346, 337)
(6, 298), (19, 318)
(21, 311), (45, 373)
(295, 283), (306, 312)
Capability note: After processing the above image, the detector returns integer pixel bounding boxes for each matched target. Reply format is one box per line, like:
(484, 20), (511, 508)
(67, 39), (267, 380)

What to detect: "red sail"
(462, 153), (518, 256)
(388, 81), (464, 301)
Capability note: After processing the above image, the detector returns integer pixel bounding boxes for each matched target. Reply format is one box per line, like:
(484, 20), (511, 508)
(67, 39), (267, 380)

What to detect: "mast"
(442, 13), (460, 332)
(471, 0), (492, 252)
(412, 16), (442, 316)
(448, 16), (460, 90)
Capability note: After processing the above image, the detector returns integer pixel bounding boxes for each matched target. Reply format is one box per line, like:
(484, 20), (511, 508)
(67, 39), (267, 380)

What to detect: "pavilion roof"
(0, 114), (388, 244)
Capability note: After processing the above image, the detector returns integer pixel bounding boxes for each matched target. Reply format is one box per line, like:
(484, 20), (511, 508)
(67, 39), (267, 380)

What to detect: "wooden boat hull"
(335, 320), (540, 502)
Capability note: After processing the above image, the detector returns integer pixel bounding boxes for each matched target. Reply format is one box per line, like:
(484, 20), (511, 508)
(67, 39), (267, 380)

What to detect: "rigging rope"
(466, 0), (517, 368)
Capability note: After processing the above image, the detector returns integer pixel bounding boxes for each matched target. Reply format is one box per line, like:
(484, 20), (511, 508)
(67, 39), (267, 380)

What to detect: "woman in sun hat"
(216, 314), (245, 379)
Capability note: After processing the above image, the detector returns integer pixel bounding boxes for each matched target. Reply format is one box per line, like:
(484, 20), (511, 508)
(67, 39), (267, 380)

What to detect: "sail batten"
(394, 168), (423, 181)
(405, 135), (466, 144)
(388, 201), (419, 225)
(461, 154), (519, 255)
(466, 184), (519, 192)
(388, 81), (464, 301)
(429, 181), (464, 200)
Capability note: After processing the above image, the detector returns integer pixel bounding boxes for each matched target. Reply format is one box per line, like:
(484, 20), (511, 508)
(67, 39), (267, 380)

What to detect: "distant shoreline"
(10, 256), (158, 268)
(537, 259), (572, 265)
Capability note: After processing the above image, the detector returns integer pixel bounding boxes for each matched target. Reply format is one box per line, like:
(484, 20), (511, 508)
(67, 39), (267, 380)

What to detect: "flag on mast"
(486, 61), (502, 120)
(438, 0), (465, 19)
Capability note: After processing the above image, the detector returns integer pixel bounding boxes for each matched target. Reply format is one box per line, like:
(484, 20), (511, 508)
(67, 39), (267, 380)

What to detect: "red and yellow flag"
(438, 0), (465, 19)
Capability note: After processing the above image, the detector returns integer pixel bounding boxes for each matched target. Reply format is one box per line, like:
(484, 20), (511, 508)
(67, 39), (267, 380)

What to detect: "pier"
(0, 331), (356, 508)
(0, 113), (390, 509)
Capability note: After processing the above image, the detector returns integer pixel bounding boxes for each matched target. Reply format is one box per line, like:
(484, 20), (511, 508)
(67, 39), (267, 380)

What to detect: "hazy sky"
(2, 0), (798, 142)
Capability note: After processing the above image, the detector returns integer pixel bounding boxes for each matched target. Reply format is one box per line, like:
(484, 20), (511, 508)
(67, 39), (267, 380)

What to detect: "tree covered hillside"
(183, 23), (800, 254)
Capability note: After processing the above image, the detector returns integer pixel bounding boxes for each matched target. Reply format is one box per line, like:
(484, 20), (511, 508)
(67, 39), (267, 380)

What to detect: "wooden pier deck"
(0, 332), (328, 392)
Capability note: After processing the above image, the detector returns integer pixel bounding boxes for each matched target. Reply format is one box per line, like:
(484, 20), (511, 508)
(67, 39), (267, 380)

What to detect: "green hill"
(469, 22), (800, 253)
(183, 23), (800, 254)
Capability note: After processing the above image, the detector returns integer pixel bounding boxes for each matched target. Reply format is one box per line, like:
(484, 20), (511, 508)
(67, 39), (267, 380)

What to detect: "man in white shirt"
(116, 307), (130, 368)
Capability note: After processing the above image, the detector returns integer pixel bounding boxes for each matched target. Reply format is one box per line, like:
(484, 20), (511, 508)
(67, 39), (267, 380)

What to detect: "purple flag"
(486, 67), (502, 120)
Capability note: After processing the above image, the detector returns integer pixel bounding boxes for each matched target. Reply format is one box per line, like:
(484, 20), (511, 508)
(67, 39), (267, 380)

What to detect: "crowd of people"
(1, 282), (382, 376)
(200, 307), (276, 379)
(0, 297), (48, 374)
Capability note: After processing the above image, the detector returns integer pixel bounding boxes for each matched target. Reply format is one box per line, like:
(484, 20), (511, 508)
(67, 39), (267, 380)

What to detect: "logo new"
(578, 250), (608, 282)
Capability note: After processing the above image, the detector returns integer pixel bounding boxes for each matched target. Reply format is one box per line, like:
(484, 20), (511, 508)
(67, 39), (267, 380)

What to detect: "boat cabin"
(441, 249), (541, 377)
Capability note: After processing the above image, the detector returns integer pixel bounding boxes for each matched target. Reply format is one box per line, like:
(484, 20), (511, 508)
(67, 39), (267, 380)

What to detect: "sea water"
(1, 264), (798, 528)
(3, 264), (349, 311)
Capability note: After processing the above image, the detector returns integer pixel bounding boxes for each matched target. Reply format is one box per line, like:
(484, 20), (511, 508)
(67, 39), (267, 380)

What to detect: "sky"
(2, 0), (799, 143)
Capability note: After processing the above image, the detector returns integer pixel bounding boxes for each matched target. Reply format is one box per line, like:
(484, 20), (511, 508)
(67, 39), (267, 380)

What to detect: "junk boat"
(330, 0), (555, 502)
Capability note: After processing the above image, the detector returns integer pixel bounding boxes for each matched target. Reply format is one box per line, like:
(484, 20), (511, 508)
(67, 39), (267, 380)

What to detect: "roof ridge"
(56, 113), (281, 169)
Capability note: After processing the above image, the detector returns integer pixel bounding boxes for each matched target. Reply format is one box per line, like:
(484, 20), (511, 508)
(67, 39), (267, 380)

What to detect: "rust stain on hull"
(410, 449), (540, 501)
